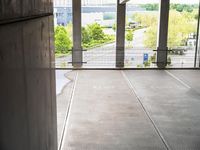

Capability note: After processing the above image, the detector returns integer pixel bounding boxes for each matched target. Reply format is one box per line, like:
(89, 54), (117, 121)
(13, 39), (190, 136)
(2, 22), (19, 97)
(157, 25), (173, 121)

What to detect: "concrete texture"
(56, 71), (76, 148)
(116, 0), (126, 67)
(59, 70), (200, 150)
(56, 70), (71, 95)
(157, 0), (169, 68)
(0, 0), (53, 22)
(124, 70), (200, 150)
(168, 70), (200, 94)
(62, 70), (166, 150)
(72, 0), (82, 67)
(0, 0), (57, 149)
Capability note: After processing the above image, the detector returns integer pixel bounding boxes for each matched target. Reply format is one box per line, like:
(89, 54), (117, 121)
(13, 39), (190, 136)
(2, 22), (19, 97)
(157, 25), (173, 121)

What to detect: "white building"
(54, 0), (115, 7)
(82, 13), (103, 26)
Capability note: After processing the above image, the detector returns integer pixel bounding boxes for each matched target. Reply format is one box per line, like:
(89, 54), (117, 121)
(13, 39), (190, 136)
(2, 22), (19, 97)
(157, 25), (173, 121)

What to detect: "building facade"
(53, 4), (144, 26)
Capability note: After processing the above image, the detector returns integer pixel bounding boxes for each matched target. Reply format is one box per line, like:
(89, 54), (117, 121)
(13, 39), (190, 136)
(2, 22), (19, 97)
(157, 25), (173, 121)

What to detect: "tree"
(170, 4), (195, 13)
(126, 30), (133, 47)
(176, 4), (184, 12)
(185, 6), (193, 13)
(87, 23), (105, 41)
(144, 26), (157, 49)
(140, 4), (159, 11)
(81, 23), (115, 48)
(66, 22), (73, 38)
(136, 10), (197, 49)
(55, 26), (72, 54)
(168, 10), (196, 47)
(82, 27), (91, 45)
(133, 12), (158, 27)
(112, 23), (116, 31)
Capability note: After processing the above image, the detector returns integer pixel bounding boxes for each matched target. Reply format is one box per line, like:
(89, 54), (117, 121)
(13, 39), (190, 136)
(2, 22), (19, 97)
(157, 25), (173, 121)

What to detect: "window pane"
(82, 0), (117, 68)
(54, 0), (73, 68)
(168, 0), (199, 68)
(125, 0), (159, 68)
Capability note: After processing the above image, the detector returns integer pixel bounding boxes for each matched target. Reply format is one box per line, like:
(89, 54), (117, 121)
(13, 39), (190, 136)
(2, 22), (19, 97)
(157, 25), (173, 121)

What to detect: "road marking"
(59, 71), (79, 150)
(121, 71), (171, 150)
(165, 70), (191, 89)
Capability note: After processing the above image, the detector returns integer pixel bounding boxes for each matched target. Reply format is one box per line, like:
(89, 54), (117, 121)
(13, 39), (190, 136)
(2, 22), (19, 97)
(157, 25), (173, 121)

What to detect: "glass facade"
(125, 0), (159, 68)
(54, 0), (73, 68)
(168, 0), (199, 68)
(81, 0), (117, 68)
(53, 0), (200, 69)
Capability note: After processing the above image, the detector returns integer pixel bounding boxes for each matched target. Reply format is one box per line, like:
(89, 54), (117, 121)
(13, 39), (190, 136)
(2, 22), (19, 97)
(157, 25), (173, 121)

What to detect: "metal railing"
(54, 46), (200, 69)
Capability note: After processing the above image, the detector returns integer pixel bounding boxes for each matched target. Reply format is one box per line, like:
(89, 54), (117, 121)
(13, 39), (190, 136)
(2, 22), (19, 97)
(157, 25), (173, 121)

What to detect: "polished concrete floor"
(57, 70), (200, 150)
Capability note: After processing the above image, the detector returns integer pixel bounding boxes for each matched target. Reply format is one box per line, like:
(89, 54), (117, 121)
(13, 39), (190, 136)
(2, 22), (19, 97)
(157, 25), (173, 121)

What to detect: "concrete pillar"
(116, 0), (126, 68)
(72, 0), (83, 68)
(156, 0), (170, 68)
(0, 1), (57, 150)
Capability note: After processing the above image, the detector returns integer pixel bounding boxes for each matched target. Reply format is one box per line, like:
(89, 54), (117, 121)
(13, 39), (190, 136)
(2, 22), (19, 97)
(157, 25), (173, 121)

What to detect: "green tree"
(87, 23), (105, 41)
(137, 10), (197, 49)
(82, 27), (91, 47)
(168, 10), (196, 47)
(185, 6), (193, 13)
(133, 12), (158, 27)
(140, 4), (159, 11)
(81, 23), (115, 48)
(144, 26), (157, 49)
(112, 23), (116, 31)
(170, 4), (178, 10)
(126, 30), (133, 47)
(55, 26), (72, 54)
(66, 22), (73, 39)
(176, 4), (184, 12)
(170, 4), (196, 13)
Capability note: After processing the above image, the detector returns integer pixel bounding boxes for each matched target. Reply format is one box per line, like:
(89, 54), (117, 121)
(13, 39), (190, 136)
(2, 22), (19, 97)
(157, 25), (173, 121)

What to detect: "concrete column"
(116, 0), (126, 68)
(157, 0), (170, 68)
(72, 0), (82, 68)
(0, 1), (57, 150)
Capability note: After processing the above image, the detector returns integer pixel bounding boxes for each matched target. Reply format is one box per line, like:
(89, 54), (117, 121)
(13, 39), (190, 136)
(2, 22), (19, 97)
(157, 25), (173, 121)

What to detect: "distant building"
(54, 5), (145, 26)
(54, 0), (116, 7)
(54, 7), (72, 26)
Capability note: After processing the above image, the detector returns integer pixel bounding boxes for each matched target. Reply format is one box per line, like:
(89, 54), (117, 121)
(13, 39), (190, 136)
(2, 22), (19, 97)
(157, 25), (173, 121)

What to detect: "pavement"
(56, 71), (76, 148)
(56, 70), (71, 95)
(56, 70), (200, 150)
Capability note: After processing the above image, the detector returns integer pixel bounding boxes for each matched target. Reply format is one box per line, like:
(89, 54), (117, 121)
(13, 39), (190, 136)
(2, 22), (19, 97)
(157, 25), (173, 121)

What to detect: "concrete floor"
(57, 70), (200, 150)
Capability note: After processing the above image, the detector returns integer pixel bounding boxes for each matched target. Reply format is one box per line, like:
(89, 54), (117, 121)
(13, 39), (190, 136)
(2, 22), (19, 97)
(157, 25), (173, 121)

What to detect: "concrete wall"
(0, 0), (53, 21)
(0, 1), (57, 150)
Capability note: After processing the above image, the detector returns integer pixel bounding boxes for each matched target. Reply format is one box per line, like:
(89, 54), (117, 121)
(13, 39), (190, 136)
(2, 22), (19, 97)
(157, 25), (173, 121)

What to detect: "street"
(55, 28), (196, 68)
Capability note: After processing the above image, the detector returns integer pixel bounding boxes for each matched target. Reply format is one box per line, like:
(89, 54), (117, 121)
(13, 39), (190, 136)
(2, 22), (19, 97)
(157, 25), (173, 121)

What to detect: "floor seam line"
(59, 71), (79, 150)
(165, 70), (191, 89)
(121, 71), (171, 150)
